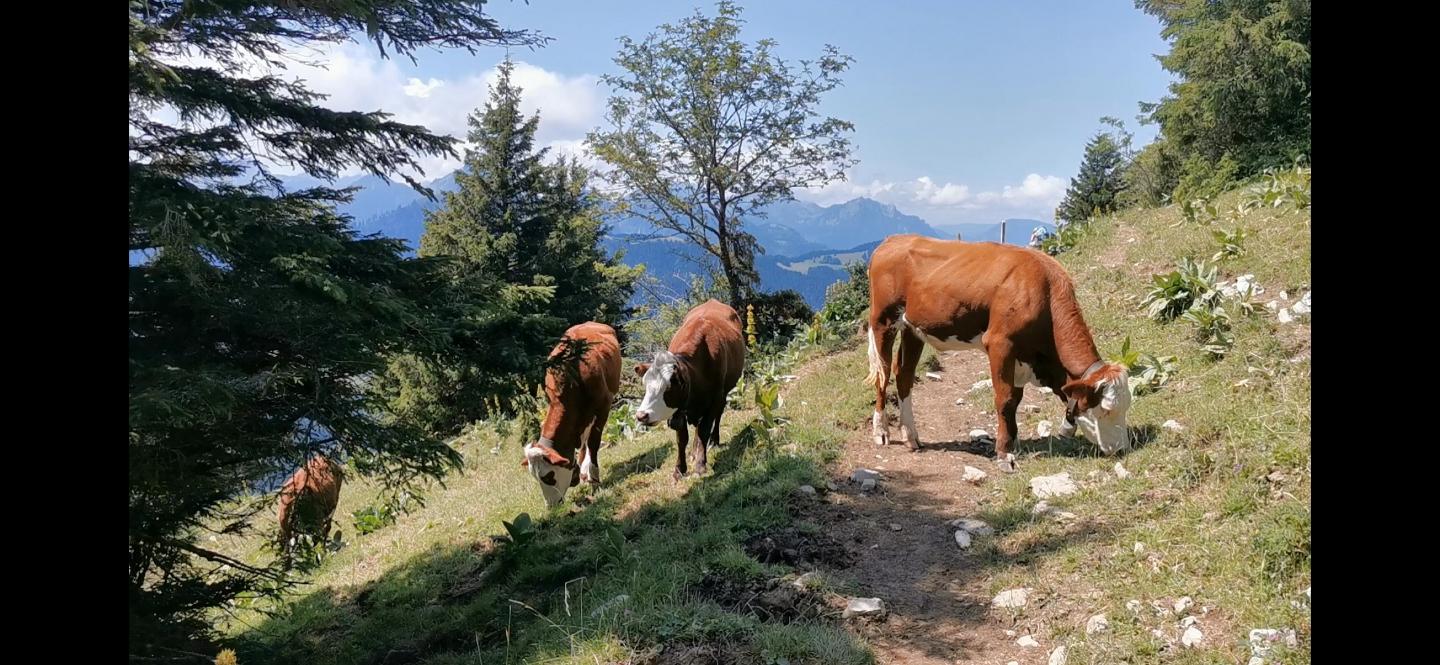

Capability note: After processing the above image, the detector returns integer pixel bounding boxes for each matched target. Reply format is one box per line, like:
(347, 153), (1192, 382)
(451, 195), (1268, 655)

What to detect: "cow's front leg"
(987, 340), (1024, 473)
(895, 328), (924, 451)
(692, 412), (714, 477)
(670, 412), (689, 481)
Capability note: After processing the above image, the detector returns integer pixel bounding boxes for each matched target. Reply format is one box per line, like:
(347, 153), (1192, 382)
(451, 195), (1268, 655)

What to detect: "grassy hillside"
(213, 175), (1310, 664)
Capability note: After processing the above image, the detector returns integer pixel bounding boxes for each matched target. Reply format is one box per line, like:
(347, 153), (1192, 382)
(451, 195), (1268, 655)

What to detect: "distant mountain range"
(270, 172), (1056, 308)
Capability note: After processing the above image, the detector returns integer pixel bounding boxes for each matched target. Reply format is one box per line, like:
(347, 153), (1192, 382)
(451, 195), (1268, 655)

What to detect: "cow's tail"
(864, 322), (885, 390)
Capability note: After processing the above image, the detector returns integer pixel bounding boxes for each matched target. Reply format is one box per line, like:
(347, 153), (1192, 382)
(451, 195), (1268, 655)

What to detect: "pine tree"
(1056, 132), (1128, 224)
(382, 59), (639, 433)
(127, 1), (541, 656)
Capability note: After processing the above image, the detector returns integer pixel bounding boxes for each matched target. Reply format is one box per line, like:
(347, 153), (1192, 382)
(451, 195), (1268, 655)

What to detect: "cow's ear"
(543, 447), (574, 469)
(520, 456), (530, 468)
(634, 363), (650, 378)
(1061, 377), (1099, 410)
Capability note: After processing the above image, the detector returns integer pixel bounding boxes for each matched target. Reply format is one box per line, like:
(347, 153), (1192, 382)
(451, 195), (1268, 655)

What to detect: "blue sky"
(244, 1), (1173, 225)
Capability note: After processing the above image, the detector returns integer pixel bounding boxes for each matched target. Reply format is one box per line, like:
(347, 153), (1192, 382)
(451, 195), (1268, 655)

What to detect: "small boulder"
(843, 597), (884, 618)
(1181, 626), (1203, 648)
(962, 465), (988, 484)
(1048, 645), (1068, 665)
(1030, 472), (1078, 498)
(1173, 596), (1193, 614)
(1086, 614), (1109, 635)
(860, 478), (877, 492)
(969, 428), (992, 440)
(1017, 635), (1040, 647)
(850, 468), (881, 483)
(925, 372), (943, 381)
(950, 518), (994, 536)
(889, 523), (903, 532)
(1036, 420), (1053, 437)
(1114, 462), (1131, 479)
(992, 587), (1031, 609)
(953, 530), (972, 548)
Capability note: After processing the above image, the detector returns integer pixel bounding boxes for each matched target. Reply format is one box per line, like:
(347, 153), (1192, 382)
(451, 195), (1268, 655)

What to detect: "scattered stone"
(962, 465), (988, 484)
(1277, 308), (1293, 323)
(1125, 599), (1142, 613)
(1114, 462), (1131, 479)
(1173, 596), (1193, 614)
(953, 530), (972, 548)
(1248, 628), (1298, 657)
(792, 572), (822, 589)
(1181, 626), (1203, 648)
(1202, 511), (1218, 521)
(850, 468), (881, 483)
(889, 523), (903, 532)
(1048, 645), (1068, 665)
(1086, 614), (1109, 635)
(954, 396), (966, 405)
(969, 428), (992, 440)
(1150, 628), (1167, 640)
(1290, 291), (1311, 315)
(860, 478), (876, 492)
(1302, 586), (1310, 599)
(950, 518), (994, 536)
(1180, 616), (1198, 628)
(1053, 510), (1078, 521)
(1017, 635), (1040, 647)
(992, 587), (1031, 609)
(843, 597), (884, 618)
(1004, 629), (1017, 637)
(970, 379), (993, 392)
(796, 485), (817, 496)
(1036, 420), (1053, 437)
(1033, 500), (1053, 516)
(1162, 420), (1184, 432)
(925, 372), (943, 381)
(1280, 290), (1289, 300)
(1030, 472), (1078, 498)
(1133, 541), (1145, 554)
(826, 481), (839, 491)
(1248, 658), (1265, 665)
(1265, 299), (1281, 312)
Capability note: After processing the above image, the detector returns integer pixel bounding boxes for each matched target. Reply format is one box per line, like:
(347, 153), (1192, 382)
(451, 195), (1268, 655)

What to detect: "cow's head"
(521, 438), (577, 508)
(634, 351), (686, 427)
(1061, 363), (1133, 454)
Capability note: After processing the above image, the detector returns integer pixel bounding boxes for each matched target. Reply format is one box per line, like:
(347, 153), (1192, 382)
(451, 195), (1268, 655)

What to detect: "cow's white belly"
(900, 315), (1041, 387)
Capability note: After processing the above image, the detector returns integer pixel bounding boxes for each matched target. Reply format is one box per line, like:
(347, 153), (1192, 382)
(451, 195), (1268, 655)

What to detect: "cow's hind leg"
(895, 327), (925, 451)
(866, 316), (899, 446)
(581, 409), (606, 485)
(985, 336), (1025, 473)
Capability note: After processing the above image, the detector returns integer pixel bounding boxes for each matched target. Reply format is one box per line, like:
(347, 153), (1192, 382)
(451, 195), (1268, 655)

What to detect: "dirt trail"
(812, 349), (1073, 665)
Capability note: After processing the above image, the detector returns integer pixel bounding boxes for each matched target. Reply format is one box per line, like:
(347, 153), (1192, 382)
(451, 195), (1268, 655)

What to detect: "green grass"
(211, 177), (1309, 664)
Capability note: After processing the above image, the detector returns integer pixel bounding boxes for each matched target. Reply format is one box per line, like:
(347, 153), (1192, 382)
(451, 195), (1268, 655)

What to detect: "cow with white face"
(522, 322), (621, 508)
(634, 300), (745, 480)
(865, 235), (1135, 472)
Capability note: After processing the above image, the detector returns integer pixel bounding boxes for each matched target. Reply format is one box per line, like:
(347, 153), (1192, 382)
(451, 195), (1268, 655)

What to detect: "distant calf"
(865, 235), (1132, 472)
(276, 455), (343, 560)
(523, 322), (621, 508)
(635, 299), (746, 479)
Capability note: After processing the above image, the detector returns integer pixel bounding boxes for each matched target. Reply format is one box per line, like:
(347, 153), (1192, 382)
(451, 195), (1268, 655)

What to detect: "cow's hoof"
(906, 440), (921, 452)
(672, 469), (686, 482)
(581, 475), (600, 486)
(995, 455), (1018, 473)
(873, 432), (889, 446)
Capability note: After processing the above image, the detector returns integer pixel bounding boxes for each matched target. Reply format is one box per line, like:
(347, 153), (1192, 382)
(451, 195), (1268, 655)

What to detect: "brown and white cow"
(634, 299), (746, 480)
(277, 455), (343, 560)
(522, 322), (622, 508)
(864, 235), (1132, 472)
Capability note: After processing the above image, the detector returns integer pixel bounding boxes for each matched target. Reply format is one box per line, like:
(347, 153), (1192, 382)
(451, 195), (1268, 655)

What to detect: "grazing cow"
(276, 455), (343, 561)
(864, 235), (1132, 472)
(522, 322), (622, 508)
(634, 299), (746, 480)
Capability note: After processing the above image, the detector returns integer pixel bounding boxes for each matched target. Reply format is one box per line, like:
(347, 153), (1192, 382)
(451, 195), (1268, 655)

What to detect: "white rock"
(1265, 299), (1281, 311)
(1017, 635), (1040, 647)
(1038, 386), (1054, 394)
(1280, 290), (1289, 300)
(1086, 614), (1109, 635)
(1030, 472), (1078, 498)
(954, 396), (966, 405)
(1162, 420), (1184, 432)
(1009, 662), (1020, 665)
(1290, 291), (1310, 314)
(954, 530), (973, 548)
(1004, 629), (1017, 637)
(1180, 616), (1198, 627)
(1173, 596), (1193, 613)
(796, 485), (817, 495)
(1133, 541), (1145, 554)
(860, 478), (876, 492)
(969, 428), (992, 440)
(1114, 462), (1131, 479)
(1036, 420), (1053, 437)
(889, 523), (903, 532)
(992, 587), (1031, 609)
(1048, 645), (1068, 665)
(1181, 626), (1203, 648)
(1277, 308), (1293, 323)
(950, 518), (994, 536)
(1033, 500), (1053, 516)
(1248, 658), (1265, 665)
(1150, 628), (1167, 640)
(850, 468), (881, 483)
(970, 379), (993, 392)
(925, 372), (943, 381)
(1248, 628), (1298, 657)
(843, 597), (884, 618)
(1302, 586), (1310, 599)
(962, 465), (989, 484)
(1125, 599), (1142, 613)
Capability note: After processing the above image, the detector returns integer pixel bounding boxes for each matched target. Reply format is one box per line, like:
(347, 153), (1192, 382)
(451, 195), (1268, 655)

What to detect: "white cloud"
(149, 42), (604, 180)
(796, 172), (1068, 225)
